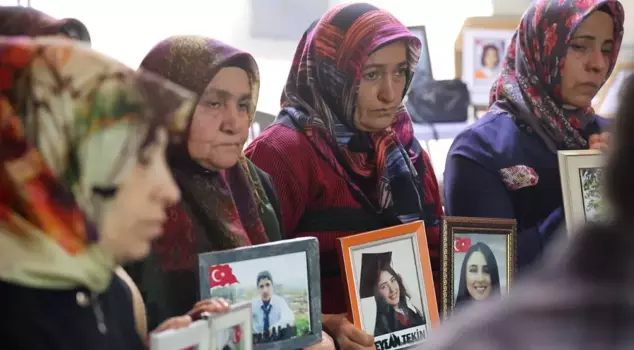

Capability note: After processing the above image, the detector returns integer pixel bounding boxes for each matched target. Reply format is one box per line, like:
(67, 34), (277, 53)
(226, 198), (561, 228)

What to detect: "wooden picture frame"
(592, 61), (634, 118)
(338, 221), (439, 350)
(440, 216), (516, 318)
(198, 237), (322, 350)
(558, 150), (607, 233)
(208, 301), (254, 350)
(150, 319), (209, 350)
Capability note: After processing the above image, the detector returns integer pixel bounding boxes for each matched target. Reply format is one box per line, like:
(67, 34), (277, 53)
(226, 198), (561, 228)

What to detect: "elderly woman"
(245, 3), (444, 349)
(443, 0), (623, 270)
(0, 36), (207, 349)
(126, 35), (283, 331)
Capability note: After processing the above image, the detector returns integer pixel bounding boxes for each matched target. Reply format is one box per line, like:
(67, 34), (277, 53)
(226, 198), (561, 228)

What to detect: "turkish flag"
(233, 325), (242, 344)
(208, 264), (239, 288)
(453, 237), (471, 253)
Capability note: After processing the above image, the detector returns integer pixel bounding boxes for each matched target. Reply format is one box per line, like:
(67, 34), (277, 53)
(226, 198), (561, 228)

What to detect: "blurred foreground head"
(0, 6), (90, 44)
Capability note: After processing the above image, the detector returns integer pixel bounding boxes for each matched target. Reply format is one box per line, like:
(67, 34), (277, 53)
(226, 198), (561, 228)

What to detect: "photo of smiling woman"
(454, 242), (501, 308)
(358, 252), (426, 336)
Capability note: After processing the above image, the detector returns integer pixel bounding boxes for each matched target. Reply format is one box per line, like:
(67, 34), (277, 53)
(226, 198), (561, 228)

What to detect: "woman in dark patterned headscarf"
(128, 36), (283, 332)
(0, 6), (91, 43)
(444, 0), (624, 271)
(245, 3), (443, 349)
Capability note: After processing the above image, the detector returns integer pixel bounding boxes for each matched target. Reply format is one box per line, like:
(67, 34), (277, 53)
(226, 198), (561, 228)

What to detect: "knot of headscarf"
(278, 2), (425, 223)
(489, 0), (624, 152)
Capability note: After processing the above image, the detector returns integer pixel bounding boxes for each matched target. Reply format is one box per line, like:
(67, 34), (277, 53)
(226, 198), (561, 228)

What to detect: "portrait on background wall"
(462, 28), (514, 106)
(339, 221), (439, 350)
(441, 217), (516, 316)
(198, 238), (322, 350)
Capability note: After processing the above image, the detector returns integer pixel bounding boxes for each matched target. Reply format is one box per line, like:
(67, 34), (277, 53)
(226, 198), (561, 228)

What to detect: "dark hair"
(256, 271), (273, 285)
(604, 73), (634, 222)
(480, 44), (500, 68)
(455, 242), (501, 306)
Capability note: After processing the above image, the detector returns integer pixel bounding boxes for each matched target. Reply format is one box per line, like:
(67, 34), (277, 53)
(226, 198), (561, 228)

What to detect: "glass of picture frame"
(338, 221), (439, 350)
(440, 216), (516, 318)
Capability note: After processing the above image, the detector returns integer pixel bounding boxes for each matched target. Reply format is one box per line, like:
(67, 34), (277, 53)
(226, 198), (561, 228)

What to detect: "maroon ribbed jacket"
(245, 123), (443, 315)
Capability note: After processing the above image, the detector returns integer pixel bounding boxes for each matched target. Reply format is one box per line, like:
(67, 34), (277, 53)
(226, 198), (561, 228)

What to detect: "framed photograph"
(558, 150), (608, 232)
(209, 301), (253, 350)
(461, 28), (515, 106)
(440, 216), (516, 317)
(338, 221), (439, 350)
(407, 25), (433, 82)
(150, 318), (209, 350)
(198, 237), (322, 350)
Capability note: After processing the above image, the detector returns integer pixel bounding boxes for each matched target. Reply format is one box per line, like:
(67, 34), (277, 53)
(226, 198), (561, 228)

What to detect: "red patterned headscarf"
(489, 0), (624, 152)
(0, 6), (91, 43)
(278, 3), (426, 223)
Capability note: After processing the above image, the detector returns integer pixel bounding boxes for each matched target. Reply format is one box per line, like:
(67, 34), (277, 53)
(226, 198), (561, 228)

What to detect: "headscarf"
(0, 6), (91, 43)
(278, 3), (425, 223)
(489, 0), (624, 153)
(0, 37), (196, 293)
(139, 35), (272, 266)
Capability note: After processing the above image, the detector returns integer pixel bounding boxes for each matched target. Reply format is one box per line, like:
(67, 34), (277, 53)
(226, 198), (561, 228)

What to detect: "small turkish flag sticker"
(453, 237), (471, 253)
(233, 325), (242, 344)
(209, 264), (239, 288)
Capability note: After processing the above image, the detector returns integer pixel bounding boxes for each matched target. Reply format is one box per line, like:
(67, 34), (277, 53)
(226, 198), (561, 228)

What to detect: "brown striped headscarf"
(134, 36), (275, 328)
(0, 6), (91, 43)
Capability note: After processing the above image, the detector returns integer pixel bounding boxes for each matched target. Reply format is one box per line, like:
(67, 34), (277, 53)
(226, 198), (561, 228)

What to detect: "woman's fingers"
(187, 298), (231, 319)
(152, 315), (193, 333)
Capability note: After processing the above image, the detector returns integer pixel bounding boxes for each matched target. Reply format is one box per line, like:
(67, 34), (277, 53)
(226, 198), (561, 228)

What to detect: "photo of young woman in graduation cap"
(359, 252), (426, 336)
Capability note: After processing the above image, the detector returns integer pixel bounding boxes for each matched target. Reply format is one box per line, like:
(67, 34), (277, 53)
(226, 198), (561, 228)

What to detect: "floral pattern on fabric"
(499, 165), (540, 191)
(489, 0), (624, 151)
(0, 37), (196, 291)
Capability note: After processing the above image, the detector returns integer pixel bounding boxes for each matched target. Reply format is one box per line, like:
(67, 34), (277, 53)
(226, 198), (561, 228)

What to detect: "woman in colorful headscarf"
(0, 35), (209, 349)
(0, 5), (91, 43)
(128, 36), (284, 332)
(443, 0), (623, 271)
(245, 3), (443, 349)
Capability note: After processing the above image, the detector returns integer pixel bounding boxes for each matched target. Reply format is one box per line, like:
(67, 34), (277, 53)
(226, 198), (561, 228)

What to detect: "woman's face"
(101, 128), (180, 262)
(465, 250), (492, 301)
(187, 66), (252, 170)
(483, 47), (499, 69)
(377, 270), (400, 306)
(561, 11), (615, 108)
(355, 40), (409, 132)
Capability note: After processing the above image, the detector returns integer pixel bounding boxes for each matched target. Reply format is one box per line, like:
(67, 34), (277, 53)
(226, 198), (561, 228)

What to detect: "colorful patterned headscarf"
(0, 6), (91, 43)
(279, 3), (426, 223)
(0, 37), (196, 292)
(140, 36), (271, 263)
(489, 0), (624, 152)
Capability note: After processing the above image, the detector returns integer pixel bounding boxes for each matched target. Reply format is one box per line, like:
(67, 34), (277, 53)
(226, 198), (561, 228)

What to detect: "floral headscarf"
(489, 0), (624, 152)
(279, 3), (426, 223)
(0, 37), (196, 292)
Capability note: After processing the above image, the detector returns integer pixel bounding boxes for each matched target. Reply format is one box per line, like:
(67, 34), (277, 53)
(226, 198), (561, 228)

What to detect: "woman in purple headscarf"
(443, 0), (624, 271)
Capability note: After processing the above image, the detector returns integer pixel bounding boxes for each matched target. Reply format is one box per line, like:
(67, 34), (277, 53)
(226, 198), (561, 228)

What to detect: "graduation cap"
(358, 252), (393, 299)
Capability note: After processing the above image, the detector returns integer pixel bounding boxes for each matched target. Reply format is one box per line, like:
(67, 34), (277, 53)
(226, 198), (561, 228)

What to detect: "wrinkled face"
(484, 47), (499, 69)
(377, 270), (400, 306)
(102, 128), (180, 262)
(561, 11), (615, 108)
(258, 277), (273, 301)
(465, 251), (492, 301)
(354, 40), (409, 132)
(187, 67), (252, 170)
